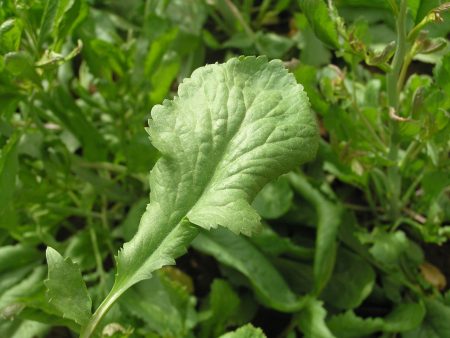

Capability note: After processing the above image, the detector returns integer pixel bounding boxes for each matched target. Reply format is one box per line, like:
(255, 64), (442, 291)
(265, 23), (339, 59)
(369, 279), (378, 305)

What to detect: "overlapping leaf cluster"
(1, 1), (449, 338)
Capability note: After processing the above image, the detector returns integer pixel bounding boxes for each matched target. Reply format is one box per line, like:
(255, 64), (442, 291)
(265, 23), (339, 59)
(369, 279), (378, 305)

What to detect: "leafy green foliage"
(96, 57), (318, 335)
(1, 0), (450, 337)
(193, 228), (302, 312)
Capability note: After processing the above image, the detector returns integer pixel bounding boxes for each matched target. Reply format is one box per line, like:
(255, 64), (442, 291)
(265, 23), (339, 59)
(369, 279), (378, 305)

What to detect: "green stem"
(385, 0), (408, 221)
(386, 0), (408, 109)
(88, 220), (107, 294)
(224, 0), (255, 39)
(79, 286), (126, 338)
(100, 195), (116, 257)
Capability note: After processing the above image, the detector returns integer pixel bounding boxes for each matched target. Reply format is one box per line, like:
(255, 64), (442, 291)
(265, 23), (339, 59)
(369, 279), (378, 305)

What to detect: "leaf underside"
(114, 55), (319, 292)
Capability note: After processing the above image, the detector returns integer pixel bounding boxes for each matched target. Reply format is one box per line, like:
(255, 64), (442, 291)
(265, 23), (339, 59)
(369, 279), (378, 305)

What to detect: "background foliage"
(0, 0), (449, 337)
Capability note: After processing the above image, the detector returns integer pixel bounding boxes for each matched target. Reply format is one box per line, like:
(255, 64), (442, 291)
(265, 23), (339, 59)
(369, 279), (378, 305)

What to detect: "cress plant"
(0, 1), (449, 338)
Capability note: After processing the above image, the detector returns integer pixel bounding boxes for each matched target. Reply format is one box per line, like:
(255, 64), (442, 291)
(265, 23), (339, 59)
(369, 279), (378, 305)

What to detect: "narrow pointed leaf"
(193, 228), (303, 312)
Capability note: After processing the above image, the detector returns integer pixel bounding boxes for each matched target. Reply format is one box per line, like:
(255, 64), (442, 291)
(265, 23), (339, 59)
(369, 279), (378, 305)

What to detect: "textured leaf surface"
(45, 248), (92, 326)
(113, 56), (318, 293)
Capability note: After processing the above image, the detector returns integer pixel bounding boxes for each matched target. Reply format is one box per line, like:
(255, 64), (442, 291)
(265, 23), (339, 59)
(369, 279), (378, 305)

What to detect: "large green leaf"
(113, 55), (318, 294)
(44, 248), (92, 327)
(81, 56), (318, 336)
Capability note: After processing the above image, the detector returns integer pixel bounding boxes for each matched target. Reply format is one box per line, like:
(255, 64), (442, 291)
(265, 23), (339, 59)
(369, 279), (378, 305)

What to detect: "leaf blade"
(45, 247), (92, 327)
(114, 56), (318, 292)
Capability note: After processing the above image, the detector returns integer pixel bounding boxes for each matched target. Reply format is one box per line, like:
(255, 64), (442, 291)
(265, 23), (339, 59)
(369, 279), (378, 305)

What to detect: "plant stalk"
(385, 0), (408, 221)
(79, 286), (126, 338)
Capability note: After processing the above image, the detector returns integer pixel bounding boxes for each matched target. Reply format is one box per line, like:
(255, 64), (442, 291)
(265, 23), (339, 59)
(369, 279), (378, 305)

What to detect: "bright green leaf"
(219, 324), (267, 338)
(112, 55), (318, 296)
(297, 297), (336, 338)
(44, 247), (92, 326)
(299, 0), (340, 48)
(0, 19), (23, 54)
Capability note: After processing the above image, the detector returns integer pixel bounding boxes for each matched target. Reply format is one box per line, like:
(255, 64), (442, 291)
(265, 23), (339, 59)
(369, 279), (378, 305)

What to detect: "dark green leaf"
(288, 172), (342, 295)
(322, 248), (375, 310)
(193, 228), (303, 312)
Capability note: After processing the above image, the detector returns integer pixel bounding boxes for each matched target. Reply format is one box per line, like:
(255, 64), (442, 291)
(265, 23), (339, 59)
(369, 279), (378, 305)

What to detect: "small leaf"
(45, 247), (92, 326)
(327, 310), (384, 338)
(383, 302), (426, 332)
(219, 324), (267, 338)
(398, 298), (449, 337)
(0, 18), (23, 54)
(297, 297), (336, 338)
(299, 0), (340, 48)
(327, 302), (425, 337)
(199, 279), (241, 338)
(119, 270), (196, 337)
(322, 248), (375, 310)
(252, 176), (293, 219)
